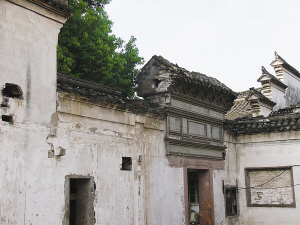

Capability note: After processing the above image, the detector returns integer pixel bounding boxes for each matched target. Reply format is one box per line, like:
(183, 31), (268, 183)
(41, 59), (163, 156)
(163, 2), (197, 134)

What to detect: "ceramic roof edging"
(57, 73), (166, 116)
(224, 105), (300, 134)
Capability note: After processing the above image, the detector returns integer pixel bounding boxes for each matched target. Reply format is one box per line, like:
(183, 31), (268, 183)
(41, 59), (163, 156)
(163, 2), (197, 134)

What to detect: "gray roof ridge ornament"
(261, 66), (270, 75)
(246, 87), (276, 107)
(257, 66), (287, 90)
(271, 52), (300, 79)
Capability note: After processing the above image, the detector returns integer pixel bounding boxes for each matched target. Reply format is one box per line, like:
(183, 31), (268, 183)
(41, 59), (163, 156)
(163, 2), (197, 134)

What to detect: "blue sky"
(106, 0), (300, 92)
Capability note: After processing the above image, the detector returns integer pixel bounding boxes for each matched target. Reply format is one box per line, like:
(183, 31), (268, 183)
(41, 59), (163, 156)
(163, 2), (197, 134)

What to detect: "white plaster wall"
(0, 0), (64, 124)
(282, 69), (300, 108)
(0, 121), (57, 224)
(51, 96), (186, 225)
(259, 105), (272, 117)
(234, 131), (300, 225)
(213, 169), (226, 225)
(215, 133), (240, 225)
(271, 85), (286, 111)
(1, 94), (186, 224)
(0, 1), (67, 224)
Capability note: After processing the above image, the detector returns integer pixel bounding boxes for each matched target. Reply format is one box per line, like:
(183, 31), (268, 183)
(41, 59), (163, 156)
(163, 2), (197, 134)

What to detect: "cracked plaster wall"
(222, 131), (300, 225)
(282, 69), (300, 109)
(0, 0), (64, 124)
(55, 96), (186, 225)
(0, 1), (66, 224)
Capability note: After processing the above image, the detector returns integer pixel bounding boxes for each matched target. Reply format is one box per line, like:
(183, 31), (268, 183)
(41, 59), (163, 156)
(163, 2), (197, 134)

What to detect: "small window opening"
(154, 79), (161, 87)
(121, 157), (132, 171)
(225, 187), (238, 217)
(222, 151), (226, 160)
(2, 115), (13, 124)
(2, 83), (23, 98)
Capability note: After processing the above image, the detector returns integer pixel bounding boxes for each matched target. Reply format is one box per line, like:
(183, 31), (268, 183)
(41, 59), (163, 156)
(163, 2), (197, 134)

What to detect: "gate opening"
(65, 176), (94, 225)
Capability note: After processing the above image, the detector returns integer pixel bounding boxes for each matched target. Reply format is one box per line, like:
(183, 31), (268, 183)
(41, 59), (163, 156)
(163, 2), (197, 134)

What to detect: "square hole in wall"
(2, 115), (13, 124)
(121, 157), (132, 171)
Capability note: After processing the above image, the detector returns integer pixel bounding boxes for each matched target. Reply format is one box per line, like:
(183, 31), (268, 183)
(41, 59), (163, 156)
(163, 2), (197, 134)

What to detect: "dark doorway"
(65, 177), (94, 225)
(187, 169), (213, 225)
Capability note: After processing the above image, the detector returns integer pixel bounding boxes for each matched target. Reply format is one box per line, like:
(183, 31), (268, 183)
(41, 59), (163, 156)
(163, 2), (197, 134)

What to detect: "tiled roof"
(257, 66), (287, 89)
(225, 98), (251, 120)
(270, 105), (300, 116)
(272, 52), (300, 79)
(225, 104), (300, 134)
(225, 88), (270, 120)
(153, 55), (236, 98)
(57, 73), (165, 116)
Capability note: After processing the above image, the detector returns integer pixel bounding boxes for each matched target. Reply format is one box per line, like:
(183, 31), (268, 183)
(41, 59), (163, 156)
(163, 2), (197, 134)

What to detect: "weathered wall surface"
(282, 69), (300, 108)
(0, 122), (56, 224)
(259, 104), (272, 117)
(271, 85), (286, 111)
(54, 95), (186, 225)
(0, 0), (65, 123)
(226, 131), (300, 225)
(1, 93), (186, 224)
(0, 1), (66, 224)
(214, 133), (239, 225)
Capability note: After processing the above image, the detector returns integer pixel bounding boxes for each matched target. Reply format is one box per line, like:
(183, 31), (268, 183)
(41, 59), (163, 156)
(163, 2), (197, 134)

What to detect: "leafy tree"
(58, 0), (144, 97)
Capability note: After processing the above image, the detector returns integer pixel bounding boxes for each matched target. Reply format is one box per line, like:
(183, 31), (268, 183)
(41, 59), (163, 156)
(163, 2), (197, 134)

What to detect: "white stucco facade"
(2, 1), (300, 225)
(56, 94), (186, 225)
(0, 1), (67, 224)
(0, 0), (66, 124)
(224, 131), (300, 225)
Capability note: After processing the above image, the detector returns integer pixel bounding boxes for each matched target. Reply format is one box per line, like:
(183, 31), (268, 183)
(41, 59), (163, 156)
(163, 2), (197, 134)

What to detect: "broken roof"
(57, 73), (165, 116)
(144, 55), (236, 98)
(225, 104), (300, 134)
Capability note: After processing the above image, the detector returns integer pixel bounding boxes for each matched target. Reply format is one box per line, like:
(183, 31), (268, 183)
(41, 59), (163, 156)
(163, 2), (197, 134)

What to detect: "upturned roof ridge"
(272, 51), (300, 78)
(257, 66), (287, 89)
(246, 87), (276, 107)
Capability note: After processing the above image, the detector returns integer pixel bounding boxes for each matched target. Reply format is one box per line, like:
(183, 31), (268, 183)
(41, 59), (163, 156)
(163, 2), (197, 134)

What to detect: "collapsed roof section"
(136, 55), (236, 97)
(136, 55), (236, 111)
